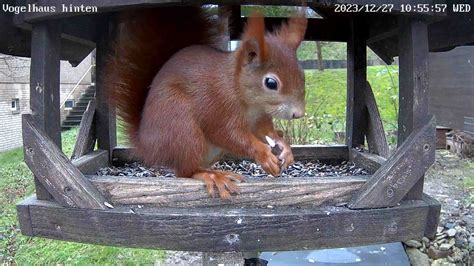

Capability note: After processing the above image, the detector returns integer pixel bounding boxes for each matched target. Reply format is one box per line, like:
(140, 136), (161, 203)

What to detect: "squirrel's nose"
(292, 110), (304, 119)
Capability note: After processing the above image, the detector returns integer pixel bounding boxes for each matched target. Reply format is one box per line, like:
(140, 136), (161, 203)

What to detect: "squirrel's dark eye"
(264, 77), (278, 90)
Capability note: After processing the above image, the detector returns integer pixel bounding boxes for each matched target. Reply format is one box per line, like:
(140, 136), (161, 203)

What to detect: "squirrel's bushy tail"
(104, 7), (216, 144)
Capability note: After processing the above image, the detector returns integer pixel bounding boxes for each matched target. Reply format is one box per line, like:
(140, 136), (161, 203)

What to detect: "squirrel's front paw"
(275, 139), (294, 169)
(255, 146), (281, 176)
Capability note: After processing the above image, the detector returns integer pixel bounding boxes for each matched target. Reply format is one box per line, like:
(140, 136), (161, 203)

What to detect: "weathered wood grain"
(398, 17), (430, 148)
(22, 114), (107, 209)
(112, 145), (349, 166)
(398, 17), (430, 200)
(349, 117), (435, 209)
(350, 149), (386, 174)
(89, 175), (368, 208)
(18, 195), (434, 252)
(71, 99), (96, 160)
(346, 18), (368, 150)
(72, 150), (109, 175)
(28, 21), (62, 200)
(365, 82), (389, 158)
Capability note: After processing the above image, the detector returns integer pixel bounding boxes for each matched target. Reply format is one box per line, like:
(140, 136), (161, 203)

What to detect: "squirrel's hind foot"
(192, 169), (245, 199)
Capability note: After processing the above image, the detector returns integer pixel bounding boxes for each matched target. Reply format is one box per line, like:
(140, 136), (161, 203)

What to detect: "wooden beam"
(16, 203), (33, 236)
(28, 20), (62, 200)
(14, 13), (97, 46)
(398, 17), (430, 200)
(0, 12), (93, 65)
(349, 117), (436, 209)
(350, 149), (386, 174)
(346, 18), (368, 151)
(95, 17), (117, 161)
(366, 15), (398, 44)
(398, 18), (430, 145)
(230, 17), (349, 42)
(217, 5), (232, 51)
(365, 82), (389, 158)
(71, 99), (97, 160)
(228, 5), (242, 40)
(428, 14), (474, 52)
(72, 150), (109, 175)
(89, 175), (367, 208)
(18, 194), (436, 252)
(112, 145), (350, 165)
(22, 115), (108, 209)
(361, 15), (474, 64)
(423, 194), (441, 239)
(290, 144), (349, 160)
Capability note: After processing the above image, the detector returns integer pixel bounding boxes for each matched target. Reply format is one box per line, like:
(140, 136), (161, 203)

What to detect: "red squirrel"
(105, 7), (307, 199)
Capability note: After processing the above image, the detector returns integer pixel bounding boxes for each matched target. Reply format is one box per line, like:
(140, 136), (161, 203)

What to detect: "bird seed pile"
(97, 160), (369, 178)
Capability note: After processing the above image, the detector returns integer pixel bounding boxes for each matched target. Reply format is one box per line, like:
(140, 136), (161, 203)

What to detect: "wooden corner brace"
(22, 114), (107, 209)
(365, 81), (390, 158)
(71, 99), (96, 160)
(349, 116), (436, 209)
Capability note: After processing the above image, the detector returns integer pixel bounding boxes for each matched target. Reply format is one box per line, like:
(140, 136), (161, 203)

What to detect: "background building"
(0, 52), (93, 152)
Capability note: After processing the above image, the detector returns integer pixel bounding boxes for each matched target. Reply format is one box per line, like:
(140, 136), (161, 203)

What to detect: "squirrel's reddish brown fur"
(105, 7), (307, 199)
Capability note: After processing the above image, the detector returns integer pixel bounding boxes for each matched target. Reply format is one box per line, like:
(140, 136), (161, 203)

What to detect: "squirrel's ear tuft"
(277, 15), (307, 50)
(239, 14), (267, 65)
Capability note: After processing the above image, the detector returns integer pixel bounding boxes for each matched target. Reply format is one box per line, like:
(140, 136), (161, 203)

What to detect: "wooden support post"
(217, 6), (232, 51)
(22, 114), (108, 209)
(398, 17), (430, 200)
(71, 99), (96, 160)
(28, 21), (62, 200)
(365, 82), (389, 158)
(95, 18), (116, 162)
(346, 18), (368, 152)
(423, 194), (441, 239)
(349, 117), (435, 209)
(228, 5), (242, 40)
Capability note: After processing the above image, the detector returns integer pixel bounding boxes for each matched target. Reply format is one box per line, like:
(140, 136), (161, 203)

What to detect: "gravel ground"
(404, 150), (473, 265)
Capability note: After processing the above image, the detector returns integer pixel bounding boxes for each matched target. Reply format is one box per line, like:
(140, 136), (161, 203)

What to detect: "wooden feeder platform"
(4, 0), (473, 253)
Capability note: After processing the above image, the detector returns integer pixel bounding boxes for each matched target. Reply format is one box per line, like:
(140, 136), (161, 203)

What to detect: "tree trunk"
(316, 41), (324, 71)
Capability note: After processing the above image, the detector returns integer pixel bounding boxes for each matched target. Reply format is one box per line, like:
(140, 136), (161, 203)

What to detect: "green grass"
(277, 65), (399, 145)
(0, 129), (165, 265)
(0, 147), (23, 165)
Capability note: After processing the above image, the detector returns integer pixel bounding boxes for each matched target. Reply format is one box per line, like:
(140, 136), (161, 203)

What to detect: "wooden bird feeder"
(5, 0), (471, 253)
